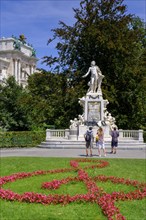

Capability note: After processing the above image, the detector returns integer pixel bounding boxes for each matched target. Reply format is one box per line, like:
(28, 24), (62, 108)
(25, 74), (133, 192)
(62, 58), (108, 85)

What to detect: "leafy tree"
(0, 77), (29, 131)
(43, 0), (146, 129)
(0, 72), (84, 131)
(27, 71), (83, 129)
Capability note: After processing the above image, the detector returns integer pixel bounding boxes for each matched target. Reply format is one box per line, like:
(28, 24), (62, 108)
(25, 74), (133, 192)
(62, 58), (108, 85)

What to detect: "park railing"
(46, 129), (144, 142)
(118, 129), (143, 142)
(46, 129), (70, 140)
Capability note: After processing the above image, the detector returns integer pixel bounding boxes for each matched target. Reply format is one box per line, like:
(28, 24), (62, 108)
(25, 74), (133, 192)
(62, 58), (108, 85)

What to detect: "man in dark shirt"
(110, 127), (119, 154)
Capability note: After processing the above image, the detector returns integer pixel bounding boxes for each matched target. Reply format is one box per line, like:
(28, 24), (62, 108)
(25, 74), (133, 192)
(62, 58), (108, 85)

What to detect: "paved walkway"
(0, 147), (146, 159)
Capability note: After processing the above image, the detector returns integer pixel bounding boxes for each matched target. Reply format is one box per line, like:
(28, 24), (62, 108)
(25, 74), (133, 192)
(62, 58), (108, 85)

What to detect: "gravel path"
(0, 147), (146, 159)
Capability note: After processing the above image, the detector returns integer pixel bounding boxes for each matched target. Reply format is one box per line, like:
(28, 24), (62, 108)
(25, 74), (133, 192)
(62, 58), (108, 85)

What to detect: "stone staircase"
(38, 139), (146, 149)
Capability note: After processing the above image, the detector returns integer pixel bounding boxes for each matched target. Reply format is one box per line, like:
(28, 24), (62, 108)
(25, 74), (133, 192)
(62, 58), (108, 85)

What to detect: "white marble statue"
(69, 118), (79, 129)
(104, 111), (116, 129)
(82, 61), (104, 93)
(78, 114), (85, 125)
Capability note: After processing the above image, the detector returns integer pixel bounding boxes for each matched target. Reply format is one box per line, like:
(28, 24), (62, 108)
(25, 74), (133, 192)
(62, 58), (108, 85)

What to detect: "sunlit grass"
(0, 157), (145, 220)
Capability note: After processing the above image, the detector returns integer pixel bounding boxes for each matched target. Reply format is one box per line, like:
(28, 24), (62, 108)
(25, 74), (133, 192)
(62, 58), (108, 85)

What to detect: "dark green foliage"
(27, 71), (83, 129)
(0, 73), (83, 131)
(0, 77), (29, 131)
(43, 0), (146, 130)
(0, 131), (45, 148)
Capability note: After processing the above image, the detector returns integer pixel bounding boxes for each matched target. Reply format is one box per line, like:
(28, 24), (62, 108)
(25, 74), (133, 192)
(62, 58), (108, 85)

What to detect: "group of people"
(84, 126), (119, 157)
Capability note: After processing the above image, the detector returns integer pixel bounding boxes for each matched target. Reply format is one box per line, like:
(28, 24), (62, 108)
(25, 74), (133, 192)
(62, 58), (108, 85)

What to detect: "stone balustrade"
(119, 129), (143, 142)
(46, 129), (70, 140)
(46, 128), (144, 142)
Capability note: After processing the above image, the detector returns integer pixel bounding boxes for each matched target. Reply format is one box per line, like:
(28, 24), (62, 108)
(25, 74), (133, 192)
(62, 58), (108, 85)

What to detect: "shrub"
(0, 131), (46, 148)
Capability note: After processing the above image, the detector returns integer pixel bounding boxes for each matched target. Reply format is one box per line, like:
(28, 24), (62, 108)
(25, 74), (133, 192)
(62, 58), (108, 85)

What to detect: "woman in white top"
(96, 127), (106, 157)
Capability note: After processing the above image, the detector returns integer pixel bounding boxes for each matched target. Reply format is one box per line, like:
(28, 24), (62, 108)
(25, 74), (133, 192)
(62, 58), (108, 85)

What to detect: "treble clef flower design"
(0, 159), (146, 220)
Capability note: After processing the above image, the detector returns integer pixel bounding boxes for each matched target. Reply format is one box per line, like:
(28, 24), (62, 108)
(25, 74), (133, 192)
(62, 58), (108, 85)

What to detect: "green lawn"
(0, 157), (145, 220)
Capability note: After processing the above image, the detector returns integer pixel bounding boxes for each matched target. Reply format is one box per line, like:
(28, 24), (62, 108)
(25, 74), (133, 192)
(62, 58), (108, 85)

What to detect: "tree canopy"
(43, 0), (146, 129)
(26, 71), (83, 129)
(0, 77), (29, 131)
(0, 0), (145, 131)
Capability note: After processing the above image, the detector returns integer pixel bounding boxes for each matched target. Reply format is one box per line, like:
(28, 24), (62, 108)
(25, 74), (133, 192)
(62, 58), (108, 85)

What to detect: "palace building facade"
(0, 35), (38, 87)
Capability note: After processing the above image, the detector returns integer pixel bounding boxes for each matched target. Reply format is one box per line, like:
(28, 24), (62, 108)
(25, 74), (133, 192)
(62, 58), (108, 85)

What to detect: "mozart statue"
(82, 61), (104, 93)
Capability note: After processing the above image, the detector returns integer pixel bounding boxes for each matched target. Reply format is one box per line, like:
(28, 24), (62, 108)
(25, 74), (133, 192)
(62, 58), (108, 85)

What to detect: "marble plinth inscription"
(88, 101), (101, 122)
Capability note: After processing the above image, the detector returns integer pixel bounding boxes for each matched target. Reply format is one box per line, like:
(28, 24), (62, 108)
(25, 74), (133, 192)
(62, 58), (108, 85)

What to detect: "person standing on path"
(84, 127), (94, 157)
(96, 127), (106, 157)
(110, 127), (119, 154)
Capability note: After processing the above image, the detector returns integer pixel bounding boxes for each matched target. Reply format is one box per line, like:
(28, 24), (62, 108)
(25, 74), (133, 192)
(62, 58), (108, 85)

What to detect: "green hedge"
(0, 131), (46, 148)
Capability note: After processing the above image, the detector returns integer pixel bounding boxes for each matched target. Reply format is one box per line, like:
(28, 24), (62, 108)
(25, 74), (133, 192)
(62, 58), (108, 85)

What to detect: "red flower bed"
(0, 159), (145, 220)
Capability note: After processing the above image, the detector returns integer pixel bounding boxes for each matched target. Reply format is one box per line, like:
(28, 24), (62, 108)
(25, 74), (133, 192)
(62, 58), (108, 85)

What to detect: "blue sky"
(1, 0), (146, 70)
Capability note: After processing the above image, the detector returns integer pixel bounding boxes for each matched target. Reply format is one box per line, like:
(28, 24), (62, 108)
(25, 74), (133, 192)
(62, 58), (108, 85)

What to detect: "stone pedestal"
(77, 124), (111, 141)
(81, 92), (104, 122)
(68, 128), (78, 140)
(77, 125), (88, 140)
(68, 90), (114, 141)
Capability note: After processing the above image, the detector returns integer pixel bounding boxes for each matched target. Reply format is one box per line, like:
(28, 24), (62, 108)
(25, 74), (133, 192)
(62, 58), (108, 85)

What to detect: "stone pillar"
(139, 130), (143, 142)
(68, 128), (78, 140)
(31, 65), (34, 75)
(119, 129), (123, 139)
(78, 125), (88, 140)
(18, 59), (21, 85)
(100, 98), (104, 121)
(12, 59), (15, 77)
(65, 129), (70, 139)
(14, 59), (18, 82)
(84, 97), (88, 121)
(46, 129), (51, 140)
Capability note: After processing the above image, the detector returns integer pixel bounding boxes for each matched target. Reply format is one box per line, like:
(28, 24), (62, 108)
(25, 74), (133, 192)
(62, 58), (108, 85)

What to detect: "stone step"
(38, 139), (146, 149)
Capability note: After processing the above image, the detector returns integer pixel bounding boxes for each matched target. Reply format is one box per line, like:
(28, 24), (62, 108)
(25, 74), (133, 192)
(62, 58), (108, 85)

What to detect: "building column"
(12, 59), (15, 77)
(18, 59), (21, 85)
(33, 65), (36, 73)
(30, 65), (33, 75)
(14, 59), (18, 82)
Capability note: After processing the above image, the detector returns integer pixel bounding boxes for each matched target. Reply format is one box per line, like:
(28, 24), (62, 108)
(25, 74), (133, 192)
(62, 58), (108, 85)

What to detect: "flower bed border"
(0, 159), (146, 220)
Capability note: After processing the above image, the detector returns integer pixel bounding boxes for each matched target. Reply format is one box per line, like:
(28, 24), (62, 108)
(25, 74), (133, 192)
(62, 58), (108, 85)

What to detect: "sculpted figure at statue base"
(69, 118), (78, 129)
(104, 110), (117, 129)
(82, 61), (104, 94)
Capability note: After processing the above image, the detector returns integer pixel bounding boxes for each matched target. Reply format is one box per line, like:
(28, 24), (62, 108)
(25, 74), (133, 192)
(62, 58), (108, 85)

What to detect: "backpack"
(85, 131), (92, 142)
